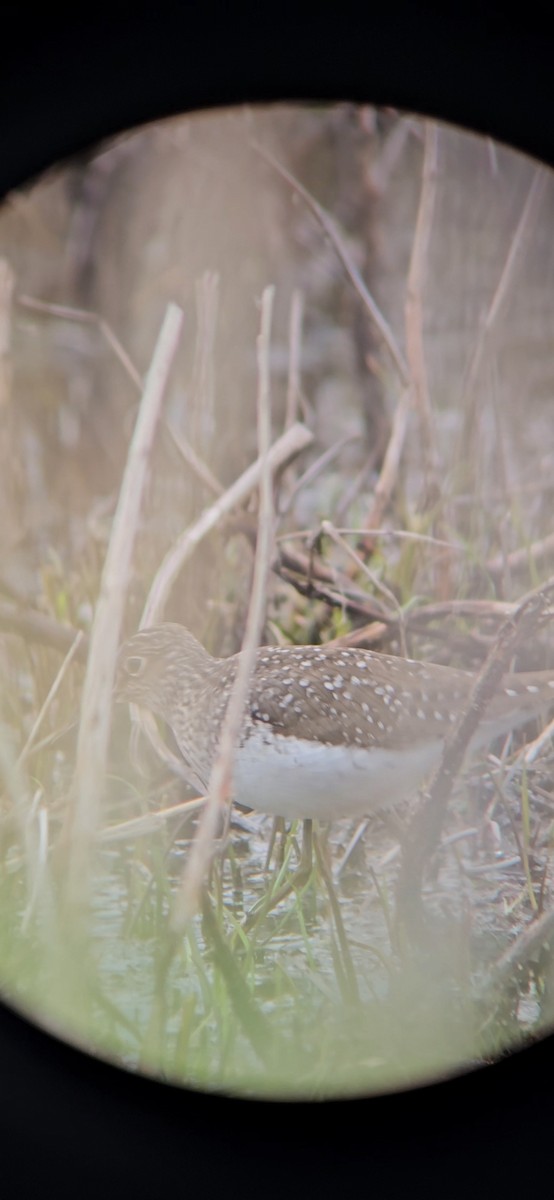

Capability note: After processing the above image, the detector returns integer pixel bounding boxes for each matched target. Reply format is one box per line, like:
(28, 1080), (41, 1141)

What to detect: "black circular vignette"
(2, 1), (554, 197)
(2, 2), (554, 1196)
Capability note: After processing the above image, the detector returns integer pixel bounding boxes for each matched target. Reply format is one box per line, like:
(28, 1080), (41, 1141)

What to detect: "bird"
(114, 623), (554, 822)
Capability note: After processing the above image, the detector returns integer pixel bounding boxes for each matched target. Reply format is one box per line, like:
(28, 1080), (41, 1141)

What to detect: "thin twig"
(367, 117), (416, 195)
(521, 716), (554, 766)
(141, 420), (312, 626)
(408, 598), (516, 626)
(16, 630), (84, 766)
(17, 294), (143, 389)
(253, 141), (409, 386)
(276, 541), (393, 604)
(166, 422), (223, 496)
(136, 422), (311, 787)
(322, 622), (391, 649)
(333, 818), (371, 881)
(321, 518), (407, 654)
(363, 388), (411, 534)
(17, 290), (226, 503)
(460, 167), (548, 443)
(0, 601), (89, 660)
(486, 531), (554, 580)
(335, 448), (383, 522)
(70, 304), (183, 891)
(279, 288), (307, 507)
(15, 720), (77, 760)
(100, 796), (206, 843)
(171, 286), (276, 929)
(275, 563), (395, 626)
(279, 433), (362, 516)
(395, 574), (554, 934)
(277, 527), (463, 552)
(320, 519), (401, 614)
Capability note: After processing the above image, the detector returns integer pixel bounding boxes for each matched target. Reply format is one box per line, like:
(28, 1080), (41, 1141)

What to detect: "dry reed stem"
(279, 432), (362, 516)
(460, 167), (548, 436)
(333, 818), (370, 881)
(16, 630), (84, 766)
(485, 902), (554, 996)
(71, 304), (183, 883)
(367, 117), (416, 195)
(276, 541), (358, 590)
(252, 141), (409, 387)
(18, 292), (221, 500)
(166, 422), (223, 496)
(404, 121), (439, 481)
(313, 584), (533, 657)
(320, 518), (406, 653)
(273, 541), (394, 622)
(0, 258), (14, 407)
(0, 601), (89, 660)
(285, 288), (304, 431)
(342, 527), (460, 552)
(404, 122), (454, 601)
(335, 450), (383, 523)
(190, 270), (219, 455)
(320, 519), (401, 613)
(141, 420), (312, 627)
(279, 288), (306, 504)
(395, 574), (554, 928)
(408, 598), (515, 625)
(486, 531), (554, 580)
(278, 527), (462, 552)
(100, 795), (206, 843)
(17, 294), (143, 389)
(363, 388), (411, 534)
(271, 582), (519, 651)
(521, 715), (554, 766)
(171, 285), (276, 929)
(0, 260), (14, 356)
(323, 622), (389, 649)
(404, 122), (454, 599)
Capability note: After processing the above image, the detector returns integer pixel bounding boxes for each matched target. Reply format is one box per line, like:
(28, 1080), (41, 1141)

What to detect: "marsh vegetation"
(1, 106), (554, 1097)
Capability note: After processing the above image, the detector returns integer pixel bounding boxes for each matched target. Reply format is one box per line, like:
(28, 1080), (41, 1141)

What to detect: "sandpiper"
(115, 623), (554, 821)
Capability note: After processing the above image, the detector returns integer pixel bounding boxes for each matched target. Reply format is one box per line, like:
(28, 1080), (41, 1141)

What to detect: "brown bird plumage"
(115, 624), (554, 820)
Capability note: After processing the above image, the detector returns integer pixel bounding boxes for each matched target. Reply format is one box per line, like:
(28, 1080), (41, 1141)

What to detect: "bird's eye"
(126, 655), (146, 677)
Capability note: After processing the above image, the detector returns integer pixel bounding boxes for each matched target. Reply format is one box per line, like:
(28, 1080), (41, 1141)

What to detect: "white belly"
(232, 730), (443, 820)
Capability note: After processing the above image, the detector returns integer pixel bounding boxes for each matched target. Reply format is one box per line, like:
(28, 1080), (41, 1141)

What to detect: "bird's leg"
(297, 818), (314, 885)
(264, 816), (287, 871)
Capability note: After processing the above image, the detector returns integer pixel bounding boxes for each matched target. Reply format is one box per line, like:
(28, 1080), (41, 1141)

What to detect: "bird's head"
(115, 623), (213, 719)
